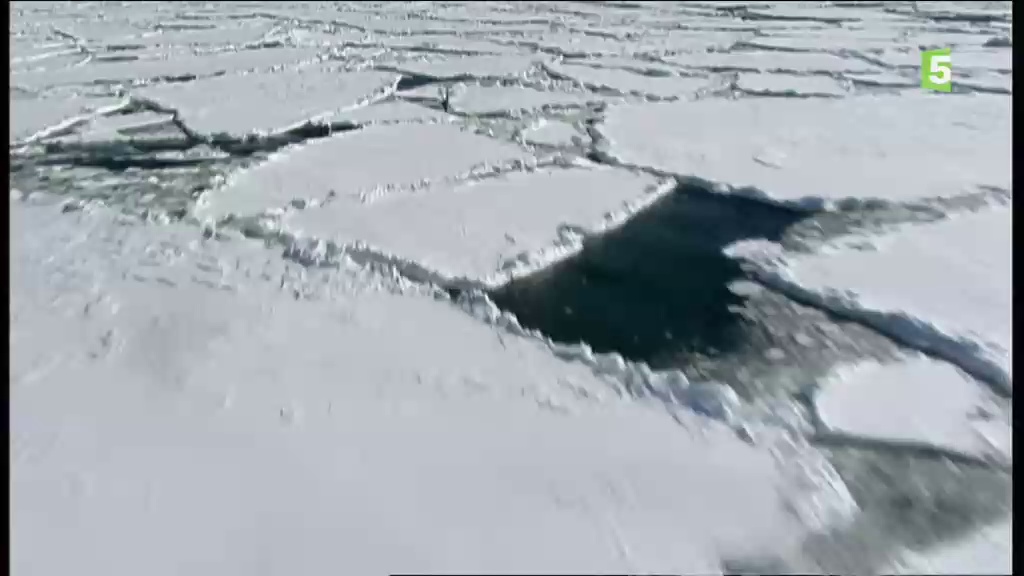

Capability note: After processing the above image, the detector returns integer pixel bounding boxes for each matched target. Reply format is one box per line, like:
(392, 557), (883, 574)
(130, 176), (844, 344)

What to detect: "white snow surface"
(873, 47), (1012, 73)
(735, 73), (847, 97)
(336, 100), (452, 125)
(12, 47), (323, 89)
(383, 54), (543, 80)
(843, 70), (919, 88)
(600, 93), (1011, 206)
(522, 118), (584, 147)
(35, 20), (282, 50)
(753, 209), (1012, 392)
(12, 200), (826, 575)
(739, 31), (909, 52)
(196, 123), (534, 221)
(10, 94), (125, 143)
(451, 85), (610, 116)
(58, 111), (177, 143)
(664, 50), (880, 74)
(958, 70), (1013, 94)
(495, 31), (659, 57)
(285, 167), (666, 286)
(815, 357), (1011, 462)
(380, 34), (521, 56)
(546, 61), (713, 99)
(135, 67), (400, 136)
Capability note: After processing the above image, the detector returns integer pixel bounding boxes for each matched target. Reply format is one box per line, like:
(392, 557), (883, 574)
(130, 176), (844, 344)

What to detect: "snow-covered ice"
(12, 47), (323, 89)
(746, 209), (1012, 393)
(382, 54), (542, 80)
(815, 357), (1011, 462)
(135, 67), (400, 136)
(285, 167), (666, 285)
(494, 31), (656, 58)
(38, 20), (282, 50)
(196, 123), (533, 221)
(56, 110), (177, 143)
(843, 70), (919, 88)
(737, 30), (909, 52)
(873, 47), (1013, 73)
(664, 50), (880, 74)
(600, 93), (1011, 206)
(10, 94), (125, 143)
(451, 84), (609, 116)
(336, 100), (452, 126)
(742, 5), (888, 24)
(735, 72), (847, 97)
(380, 34), (521, 56)
(522, 118), (583, 147)
(546, 61), (713, 99)
(958, 70), (1013, 94)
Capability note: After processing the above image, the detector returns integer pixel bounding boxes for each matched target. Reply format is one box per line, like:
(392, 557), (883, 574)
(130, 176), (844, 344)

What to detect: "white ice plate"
(600, 92), (1011, 205)
(873, 47), (1012, 73)
(522, 119), (584, 147)
(383, 54), (542, 80)
(337, 100), (452, 125)
(289, 28), (370, 48)
(560, 55), (682, 77)
(57, 111), (177, 143)
(748, 208), (1012, 394)
(736, 73), (846, 97)
(452, 85), (609, 116)
(909, 30), (1009, 49)
(815, 357), (1010, 461)
(664, 51), (881, 74)
(843, 71), (918, 88)
(958, 70), (1013, 93)
(637, 30), (753, 53)
(197, 123), (532, 220)
(498, 32), (649, 57)
(285, 167), (665, 285)
(887, 2), (1011, 24)
(10, 95), (125, 143)
(19, 19), (160, 47)
(345, 14), (475, 35)
(547, 62), (713, 99)
(135, 67), (399, 136)
(67, 21), (281, 49)
(13, 47), (322, 88)
(10, 41), (81, 66)
(381, 34), (520, 56)
(738, 30), (907, 53)
(743, 6), (879, 24)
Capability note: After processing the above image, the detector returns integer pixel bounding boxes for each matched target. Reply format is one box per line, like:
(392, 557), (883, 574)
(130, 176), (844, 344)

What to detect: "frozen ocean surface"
(10, 1), (1013, 574)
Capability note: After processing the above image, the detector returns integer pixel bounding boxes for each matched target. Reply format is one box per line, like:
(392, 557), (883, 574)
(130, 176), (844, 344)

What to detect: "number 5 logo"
(921, 48), (952, 92)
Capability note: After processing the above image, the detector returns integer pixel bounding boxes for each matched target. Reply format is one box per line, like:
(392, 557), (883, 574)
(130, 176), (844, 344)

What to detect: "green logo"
(921, 48), (952, 92)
